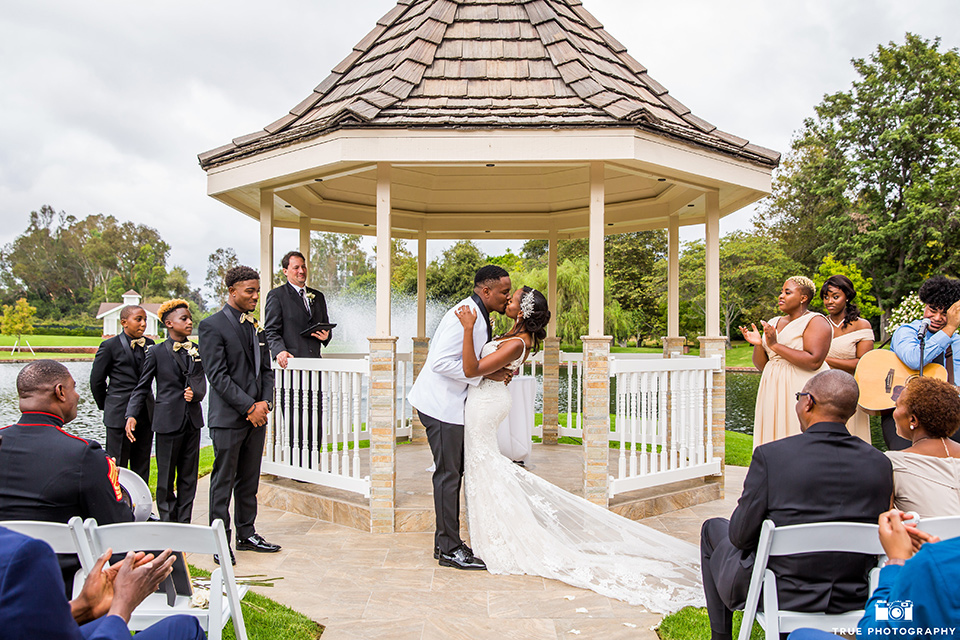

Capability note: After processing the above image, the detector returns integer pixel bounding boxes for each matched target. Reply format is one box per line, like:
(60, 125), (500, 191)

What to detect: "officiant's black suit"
(699, 422), (892, 638)
(126, 339), (206, 523)
(90, 332), (155, 482)
(263, 283), (332, 359)
(199, 305), (274, 544)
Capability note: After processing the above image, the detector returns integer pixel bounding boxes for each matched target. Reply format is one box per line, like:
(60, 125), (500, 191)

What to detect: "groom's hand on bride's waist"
(485, 367), (514, 385)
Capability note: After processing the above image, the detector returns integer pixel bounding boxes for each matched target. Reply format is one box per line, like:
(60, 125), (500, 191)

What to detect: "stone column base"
(541, 337), (561, 445)
(369, 336), (398, 533)
(698, 335), (727, 497)
(662, 336), (686, 358)
(581, 335), (612, 507)
(411, 337), (430, 443)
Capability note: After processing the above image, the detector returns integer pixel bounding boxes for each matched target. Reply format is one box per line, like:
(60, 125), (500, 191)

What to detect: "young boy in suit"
(126, 300), (206, 523)
(90, 305), (155, 483)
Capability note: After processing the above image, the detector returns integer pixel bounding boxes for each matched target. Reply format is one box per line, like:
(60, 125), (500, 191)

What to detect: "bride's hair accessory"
(520, 289), (536, 319)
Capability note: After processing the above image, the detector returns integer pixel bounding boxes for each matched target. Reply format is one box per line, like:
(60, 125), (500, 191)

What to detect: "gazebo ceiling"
(200, 0), (780, 239)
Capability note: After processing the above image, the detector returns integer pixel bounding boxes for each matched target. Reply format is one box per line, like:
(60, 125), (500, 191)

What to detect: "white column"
(588, 162), (605, 336)
(548, 227), (558, 338)
(376, 163), (392, 337)
(259, 189), (274, 322)
(705, 191), (721, 337)
(299, 216), (311, 279)
(668, 212), (680, 337)
(417, 230), (427, 337)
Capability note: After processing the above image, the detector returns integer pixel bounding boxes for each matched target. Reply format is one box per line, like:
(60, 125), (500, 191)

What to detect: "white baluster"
(340, 371), (350, 474)
(320, 371), (330, 474)
(311, 370), (320, 472)
(353, 371), (362, 478)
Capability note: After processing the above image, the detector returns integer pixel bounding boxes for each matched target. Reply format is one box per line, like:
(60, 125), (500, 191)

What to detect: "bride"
(454, 286), (705, 614)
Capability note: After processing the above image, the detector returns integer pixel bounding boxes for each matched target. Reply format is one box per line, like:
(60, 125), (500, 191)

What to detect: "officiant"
(264, 250), (332, 452)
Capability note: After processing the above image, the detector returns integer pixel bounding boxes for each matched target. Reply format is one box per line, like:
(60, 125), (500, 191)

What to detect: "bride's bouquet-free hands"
(456, 305), (513, 386)
(455, 305), (477, 328)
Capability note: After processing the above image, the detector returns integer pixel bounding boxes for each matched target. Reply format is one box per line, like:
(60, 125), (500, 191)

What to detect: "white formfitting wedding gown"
(463, 337), (706, 614)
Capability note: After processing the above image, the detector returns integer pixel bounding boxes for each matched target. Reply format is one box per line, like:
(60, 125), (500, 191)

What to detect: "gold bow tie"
(239, 312), (259, 328)
(130, 338), (146, 348)
(173, 341), (191, 352)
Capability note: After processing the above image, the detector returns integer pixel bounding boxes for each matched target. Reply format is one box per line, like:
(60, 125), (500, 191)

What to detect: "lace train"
(463, 342), (705, 613)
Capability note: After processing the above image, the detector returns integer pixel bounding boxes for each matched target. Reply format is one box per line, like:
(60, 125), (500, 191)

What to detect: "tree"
(205, 247), (239, 307)
(676, 231), (801, 342)
(812, 255), (881, 320)
(758, 34), (960, 312)
(426, 241), (487, 304)
(310, 233), (372, 294)
(1, 298), (37, 342)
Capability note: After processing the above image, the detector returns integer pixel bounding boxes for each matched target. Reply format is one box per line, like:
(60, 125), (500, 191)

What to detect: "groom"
(408, 265), (513, 570)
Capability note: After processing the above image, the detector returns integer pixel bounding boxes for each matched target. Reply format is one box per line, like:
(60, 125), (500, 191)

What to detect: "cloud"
(1, 0), (958, 282)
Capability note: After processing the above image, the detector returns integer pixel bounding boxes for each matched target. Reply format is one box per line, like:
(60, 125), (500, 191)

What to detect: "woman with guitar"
(821, 275), (875, 442)
(887, 376), (960, 517)
(740, 276), (832, 447)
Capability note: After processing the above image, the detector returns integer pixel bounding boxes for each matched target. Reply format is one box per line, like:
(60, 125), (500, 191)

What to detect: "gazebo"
(199, 0), (779, 533)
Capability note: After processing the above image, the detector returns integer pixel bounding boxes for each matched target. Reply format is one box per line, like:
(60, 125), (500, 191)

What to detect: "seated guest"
(788, 509), (960, 639)
(886, 376), (960, 518)
(0, 360), (133, 591)
(0, 524), (205, 639)
(126, 299), (206, 524)
(700, 370), (892, 640)
(884, 275), (960, 449)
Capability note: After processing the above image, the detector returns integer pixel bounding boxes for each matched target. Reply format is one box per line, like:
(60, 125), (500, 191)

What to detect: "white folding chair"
(84, 518), (247, 640)
(2, 516), (97, 597)
(917, 515), (960, 541)
(737, 520), (884, 640)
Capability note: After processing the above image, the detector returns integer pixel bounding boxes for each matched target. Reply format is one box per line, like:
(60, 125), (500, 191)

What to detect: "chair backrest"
(737, 520), (883, 640)
(83, 518), (246, 640)
(1, 516), (97, 572)
(918, 515), (960, 541)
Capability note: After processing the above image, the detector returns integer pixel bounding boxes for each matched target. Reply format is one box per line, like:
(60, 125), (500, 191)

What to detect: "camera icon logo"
(875, 599), (913, 621)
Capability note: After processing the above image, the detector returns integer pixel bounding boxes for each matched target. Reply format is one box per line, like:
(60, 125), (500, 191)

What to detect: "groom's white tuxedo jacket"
(408, 295), (487, 425)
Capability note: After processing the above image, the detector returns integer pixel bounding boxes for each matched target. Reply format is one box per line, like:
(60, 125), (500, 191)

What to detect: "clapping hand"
(739, 323), (763, 347)
(455, 305), (477, 329)
(760, 320), (778, 346)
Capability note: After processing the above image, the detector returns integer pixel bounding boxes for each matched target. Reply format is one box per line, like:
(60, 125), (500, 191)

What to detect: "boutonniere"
(187, 345), (200, 360)
(305, 291), (315, 301)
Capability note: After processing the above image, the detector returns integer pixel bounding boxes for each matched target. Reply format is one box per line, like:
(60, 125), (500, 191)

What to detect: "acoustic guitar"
(854, 349), (948, 415)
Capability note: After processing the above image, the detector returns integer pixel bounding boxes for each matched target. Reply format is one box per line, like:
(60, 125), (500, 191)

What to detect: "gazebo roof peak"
(199, 0), (779, 170)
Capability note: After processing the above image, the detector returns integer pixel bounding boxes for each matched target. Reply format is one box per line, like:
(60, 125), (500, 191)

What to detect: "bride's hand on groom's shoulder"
(455, 305), (477, 328)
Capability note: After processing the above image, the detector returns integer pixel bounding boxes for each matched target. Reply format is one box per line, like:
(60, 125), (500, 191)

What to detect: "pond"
(0, 361), (211, 447)
(726, 371), (760, 434)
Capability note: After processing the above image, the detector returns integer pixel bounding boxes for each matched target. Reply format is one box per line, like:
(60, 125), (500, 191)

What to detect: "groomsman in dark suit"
(90, 305), (155, 483)
(264, 250), (331, 456)
(264, 250), (331, 365)
(126, 299), (205, 524)
(199, 266), (279, 565)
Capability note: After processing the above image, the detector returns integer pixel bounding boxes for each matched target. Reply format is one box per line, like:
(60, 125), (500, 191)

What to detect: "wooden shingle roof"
(199, 0), (779, 169)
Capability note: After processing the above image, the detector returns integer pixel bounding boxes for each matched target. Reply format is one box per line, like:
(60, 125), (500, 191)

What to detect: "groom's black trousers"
(420, 411), (465, 555)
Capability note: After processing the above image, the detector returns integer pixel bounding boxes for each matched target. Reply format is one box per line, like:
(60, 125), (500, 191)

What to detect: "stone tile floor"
(189, 462), (747, 640)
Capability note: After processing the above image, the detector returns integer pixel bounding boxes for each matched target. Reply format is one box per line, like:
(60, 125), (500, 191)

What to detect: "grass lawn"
(0, 335), (104, 347)
(724, 342), (755, 368)
(658, 607), (762, 640)
(188, 566), (322, 640)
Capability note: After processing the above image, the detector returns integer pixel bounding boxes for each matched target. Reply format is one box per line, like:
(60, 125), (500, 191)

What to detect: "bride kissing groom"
(407, 265), (514, 570)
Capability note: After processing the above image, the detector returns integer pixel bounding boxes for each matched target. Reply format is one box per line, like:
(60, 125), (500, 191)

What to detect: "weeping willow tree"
(504, 258), (632, 347)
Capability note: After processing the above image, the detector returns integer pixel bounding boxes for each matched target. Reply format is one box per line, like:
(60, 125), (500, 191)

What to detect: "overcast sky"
(2, 0), (958, 295)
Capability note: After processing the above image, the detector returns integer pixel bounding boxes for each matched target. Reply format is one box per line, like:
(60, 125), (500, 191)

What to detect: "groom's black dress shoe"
(438, 545), (486, 570)
(236, 533), (281, 553)
(435, 543), (474, 560)
(213, 548), (236, 566)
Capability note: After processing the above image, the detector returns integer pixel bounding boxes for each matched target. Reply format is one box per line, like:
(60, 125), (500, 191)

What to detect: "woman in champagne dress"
(453, 287), (704, 614)
(741, 276), (832, 447)
(886, 377), (960, 518)
(820, 275), (875, 442)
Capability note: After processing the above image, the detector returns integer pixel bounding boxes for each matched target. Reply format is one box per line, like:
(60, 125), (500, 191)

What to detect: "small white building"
(96, 290), (162, 338)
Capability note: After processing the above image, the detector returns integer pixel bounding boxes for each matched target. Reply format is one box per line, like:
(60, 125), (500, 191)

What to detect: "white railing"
(607, 356), (723, 497)
(267, 358), (371, 497)
(523, 351), (583, 437)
